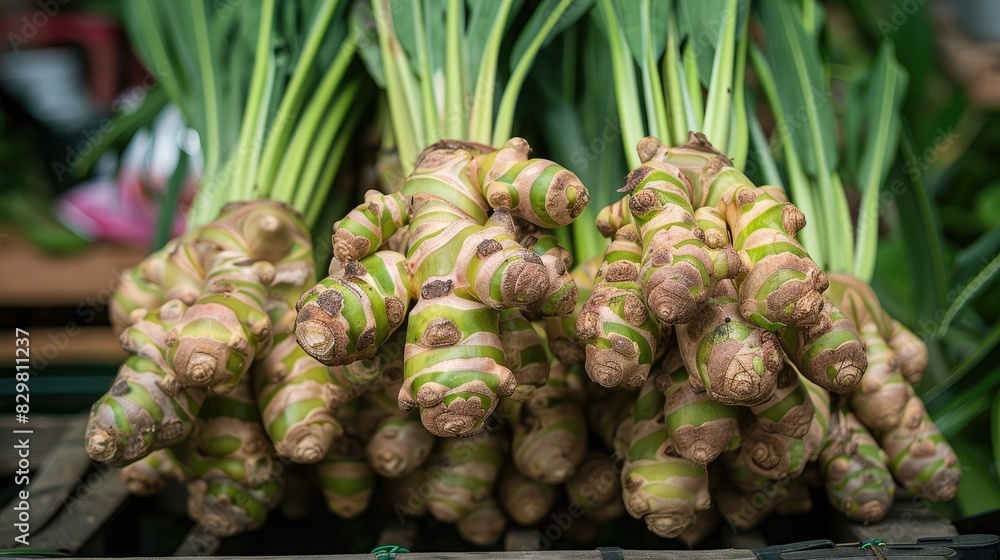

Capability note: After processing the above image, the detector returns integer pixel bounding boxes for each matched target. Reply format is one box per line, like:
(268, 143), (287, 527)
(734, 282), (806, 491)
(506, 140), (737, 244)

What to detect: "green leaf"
(509, 0), (594, 70)
(853, 43), (907, 282)
(390, 0), (420, 68)
(676, 0), (746, 86)
(351, 1), (385, 87)
(597, 0), (643, 169)
(468, 0), (516, 143)
(956, 227), (1000, 279)
(494, 0), (592, 145)
(923, 321), (1000, 403)
(994, 393), (1000, 483)
(749, 46), (825, 265)
(756, 0), (849, 271)
(935, 252), (1000, 339)
(950, 439), (1000, 518)
(444, 0), (466, 139)
(755, 0), (837, 177)
(701, 0), (739, 151)
(898, 128), (949, 318)
(465, 0), (518, 87)
(611, 0), (669, 65)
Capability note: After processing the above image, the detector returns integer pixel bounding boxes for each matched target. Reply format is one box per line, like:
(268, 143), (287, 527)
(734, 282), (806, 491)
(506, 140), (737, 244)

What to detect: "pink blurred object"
(55, 105), (201, 246)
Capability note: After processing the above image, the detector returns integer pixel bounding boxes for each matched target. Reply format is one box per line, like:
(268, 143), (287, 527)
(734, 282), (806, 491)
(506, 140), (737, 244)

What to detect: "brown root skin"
(878, 395), (961, 502)
(664, 382), (741, 465)
(748, 367), (815, 439)
(887, 319), (928, 384)
(678, 280), (783, 406)
(87, 309), (206, 467)
(718, 184), (829, 329)
(736, 416), (809, 481)
(252, 335), (341, 464)
(596, 199), (631, 238)
(781, 296), (867, 394)
(849, 323), (909, 435)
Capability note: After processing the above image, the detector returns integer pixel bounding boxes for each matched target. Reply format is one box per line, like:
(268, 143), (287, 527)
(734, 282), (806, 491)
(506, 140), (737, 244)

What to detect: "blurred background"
(1, 0), (999, 554)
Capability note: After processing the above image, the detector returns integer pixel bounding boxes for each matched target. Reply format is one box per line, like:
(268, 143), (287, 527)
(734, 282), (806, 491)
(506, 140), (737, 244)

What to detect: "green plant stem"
(748, 111), (782, 187)
(291, 80), (361, 212)
(302, 90), (363, 225)
(231, 0), (277, 201)
(750, 46), (825, 266)
(663, 14), (688, 145)
(373, 0), (421, 174)
(152, 152), (189, 251)
(189, 0), (222, 220)
(444, 0), (466, 140)
(599, 0), (643, 170)
(682, 41), (703, 133)
(492, 0), (575, 146)
(257, 0), (340, 194)
(412, 0), (440, 143)
(270, 36), (357, 204)
(727, 14), (750, 170)
(469, 0), (514, 144)
(702, 0), (737, 151)
(935, 252), (1000, 339)
(125, 3), (187, 128)
(638, 0), (666, 140)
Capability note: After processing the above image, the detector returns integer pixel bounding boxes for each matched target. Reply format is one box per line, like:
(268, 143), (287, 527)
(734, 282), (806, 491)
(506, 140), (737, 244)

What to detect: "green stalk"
(492, 0), (575, 146)
(257, 0), (340, 194)
(599, 0), (644, 170)
(189, 0), (222, 222)
(750, 46), (825, 266)
(829, 171), (855, 270)
(412, 0), (441, 142)
(748, 111), (783, 187)
(270, 37), (357, 204)
(444, 0), (466, 140)
(373, 0), (421, 174)
(303, 93), (364, 225)
(231, 0), (277, 201)
(790, 54), (850, 271)
(682, 41), (704, 133)
(727, 14), (750, 170)
(291, 80), (362, 212)
(125, 3), (187, 132)
(469, 0), (514, 144)
(701, 0), (738, 151)
(152, 152), (189, 251)
(663, 14), (688, 145)
(562, 25), (577, 105)
(638, 0), (667, 140)
(853, 49), (903, 282)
